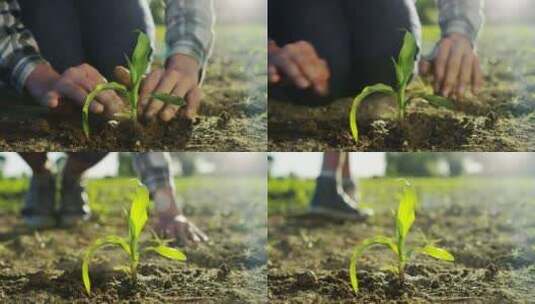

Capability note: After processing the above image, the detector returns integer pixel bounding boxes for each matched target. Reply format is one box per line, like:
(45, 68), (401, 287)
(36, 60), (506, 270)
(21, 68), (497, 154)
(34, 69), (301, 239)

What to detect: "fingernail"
(296, 78), (309, 88)
(93, 104), (104, 113)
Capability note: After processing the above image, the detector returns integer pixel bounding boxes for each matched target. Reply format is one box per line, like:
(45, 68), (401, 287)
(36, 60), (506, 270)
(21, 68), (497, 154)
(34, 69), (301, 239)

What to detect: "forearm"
(437, 0), (484, 44)
(0, 0), (48, 93)
(164, 0), (215, 82)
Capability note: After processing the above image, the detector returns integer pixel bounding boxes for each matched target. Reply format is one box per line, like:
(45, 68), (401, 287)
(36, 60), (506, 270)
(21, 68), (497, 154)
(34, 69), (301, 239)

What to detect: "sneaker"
(58, 176), (91, 227)
(342, 179), (359, 202)
(309, 176), (373, 221)
(357, 93), (398, 123)
(21, 173), (57, 229)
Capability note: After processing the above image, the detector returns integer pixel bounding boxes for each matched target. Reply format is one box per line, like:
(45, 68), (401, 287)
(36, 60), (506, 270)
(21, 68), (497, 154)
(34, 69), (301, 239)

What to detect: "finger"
(287, 43), (327, 91)
(56, 79), (104, 113)
(472, 56), (484, 94)
(159, 80), (196, 121)
(41, 91), (60, 108)
(145, 71), (177, 120)
(442, 45), (464, 97)
(272, 53), (310, 89)
(268, 64), (281, 83)
(158, 104), (180, 122)
(457, 53), (474, 100)
(113, 66), (132, 87)
(75, 71), (124, 116)
(419, 60), (431, 75)
(181, 86), (202, 120)
(434, 39), (452, 93)
(139, 68), (164, 110)
(191, 224), (208, 242)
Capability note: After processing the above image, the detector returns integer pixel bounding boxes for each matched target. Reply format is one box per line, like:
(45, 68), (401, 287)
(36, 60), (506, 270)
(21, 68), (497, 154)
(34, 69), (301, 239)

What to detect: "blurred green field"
(269, 177), (535, 216)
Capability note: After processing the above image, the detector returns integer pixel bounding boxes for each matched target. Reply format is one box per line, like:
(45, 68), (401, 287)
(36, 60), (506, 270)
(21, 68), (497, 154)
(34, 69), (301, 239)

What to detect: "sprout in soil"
(82, 180), (186, 295)
(349, 180), (454, 293)
(349, 31), (454, 142)
(82, 31), (185, 138)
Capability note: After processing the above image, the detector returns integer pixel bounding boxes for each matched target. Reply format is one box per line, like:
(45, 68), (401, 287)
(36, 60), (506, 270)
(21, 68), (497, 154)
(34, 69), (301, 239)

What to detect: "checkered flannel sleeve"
(0, 0), (48, 93)
(437, 0), (484, 44)
(132, 152), (174, 194)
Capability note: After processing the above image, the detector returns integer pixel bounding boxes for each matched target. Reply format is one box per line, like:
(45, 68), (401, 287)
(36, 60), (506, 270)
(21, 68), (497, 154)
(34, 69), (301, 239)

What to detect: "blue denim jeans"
(17, 0), (155, 80)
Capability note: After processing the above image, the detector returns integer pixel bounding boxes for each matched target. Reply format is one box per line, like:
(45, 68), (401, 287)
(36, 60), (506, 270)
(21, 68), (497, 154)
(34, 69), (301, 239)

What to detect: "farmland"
(0, 176), (267, 303)
(268, 25), (535, 151)
(0, 25), (267, 151)
(268, 177), (535, 303)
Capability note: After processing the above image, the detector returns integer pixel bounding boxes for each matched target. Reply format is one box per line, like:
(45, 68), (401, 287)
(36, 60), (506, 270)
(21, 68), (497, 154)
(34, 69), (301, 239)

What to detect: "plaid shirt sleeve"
(0, 0), (48, 93)
(132, 152), (174, 194)
(165, 0), (215, 75)
(437, 0), (484, 44)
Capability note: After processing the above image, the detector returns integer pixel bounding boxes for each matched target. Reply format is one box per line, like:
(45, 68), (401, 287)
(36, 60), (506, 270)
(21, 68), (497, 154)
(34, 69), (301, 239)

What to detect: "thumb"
(42, 91), (60, 108)
(113, 66), (132, 88)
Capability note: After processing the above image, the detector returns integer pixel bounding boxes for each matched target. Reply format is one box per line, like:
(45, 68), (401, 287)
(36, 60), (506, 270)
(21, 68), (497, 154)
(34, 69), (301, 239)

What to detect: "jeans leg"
(64, 153), (108, 177)
(268, 0), (352, 104)
(18, 153), (48, 174)
(18, 0), (85, 73)
(343, 0), (422, 94)
(75, 0), (156, 80)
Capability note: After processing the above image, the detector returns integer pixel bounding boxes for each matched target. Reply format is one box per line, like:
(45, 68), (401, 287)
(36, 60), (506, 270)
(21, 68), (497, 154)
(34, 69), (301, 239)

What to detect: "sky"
(270, 153), (386, 178)
(0, 153), (118, 178)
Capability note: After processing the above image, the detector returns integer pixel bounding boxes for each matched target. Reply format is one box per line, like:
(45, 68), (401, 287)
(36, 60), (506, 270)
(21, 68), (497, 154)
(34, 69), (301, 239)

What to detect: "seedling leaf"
(151, 93), (186, 106)
(396, 186), (417, 243)
(420, 94), (454, 109)
(82, 82), (128, 138)
(418, 245), (455, 262)
(396, 31), (418, 88)
(129, 182), (150, 242)
(349, 84), (395, 141)
(130, 31), (152, 86)
(82, 236), (129, 295)
(350, 236), (397, 293)
(145, 245), (187, 261)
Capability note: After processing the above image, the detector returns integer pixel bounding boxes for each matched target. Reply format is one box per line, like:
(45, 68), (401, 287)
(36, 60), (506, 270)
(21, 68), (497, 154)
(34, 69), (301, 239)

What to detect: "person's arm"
(419, 0), (485, 100)
(138, 0), (215, 122)
(437, 0), (484, 44)
(0, 0), (48, 93)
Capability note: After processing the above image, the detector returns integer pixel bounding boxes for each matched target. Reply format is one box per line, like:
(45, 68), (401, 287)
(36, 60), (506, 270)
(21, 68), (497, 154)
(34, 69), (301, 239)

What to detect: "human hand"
(419, 33), (484, 100)
(25, 63), (125, 117)
(268, 40), (330, 96)
(138, 53), (202, 122)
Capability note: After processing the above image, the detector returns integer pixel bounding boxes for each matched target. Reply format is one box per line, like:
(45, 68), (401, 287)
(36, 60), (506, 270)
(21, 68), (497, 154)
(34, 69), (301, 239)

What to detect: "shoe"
(58, 176), (91, 227)
(309, 176), (373, 221)
(357, 93), (398, 123)
(21, 173), (57, 229)
(342, 179), (359, 202)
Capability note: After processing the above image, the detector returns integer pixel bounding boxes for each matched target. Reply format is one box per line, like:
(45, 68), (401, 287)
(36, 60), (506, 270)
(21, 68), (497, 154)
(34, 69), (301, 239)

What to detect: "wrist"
(166, 53), (200, 77)
(24, 63), (60, 98)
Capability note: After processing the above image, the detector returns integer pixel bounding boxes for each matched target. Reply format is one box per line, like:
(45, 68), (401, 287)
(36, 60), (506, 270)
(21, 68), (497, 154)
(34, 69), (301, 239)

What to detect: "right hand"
(25, 63), (125, 117)
(268, 40), (330, 96)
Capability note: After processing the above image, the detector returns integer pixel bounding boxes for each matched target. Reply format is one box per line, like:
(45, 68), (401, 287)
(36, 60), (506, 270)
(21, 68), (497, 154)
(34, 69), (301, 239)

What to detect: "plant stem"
(130, 262), (138, 283)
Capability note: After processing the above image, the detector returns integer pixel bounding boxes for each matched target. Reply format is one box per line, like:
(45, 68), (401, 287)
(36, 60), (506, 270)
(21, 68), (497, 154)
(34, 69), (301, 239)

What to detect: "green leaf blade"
(349, 84), (396, 142)
(151, 93), (186, 107)
(421, 94), (455, 110)
(349, 236), (397, 293)
(130, 31), (152, 86)
(145, 245), (187, 261)
(82, 236), (129, 295)
(419, 245), (455, 262)
(82, 82), (128, 138)
(396, 31), (418, 87)
(128, 183), (150, 242)
(396, 186), (417, 243)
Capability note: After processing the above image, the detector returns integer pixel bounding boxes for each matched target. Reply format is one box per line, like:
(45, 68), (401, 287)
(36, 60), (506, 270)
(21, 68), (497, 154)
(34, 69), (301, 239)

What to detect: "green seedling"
(82, 181), (186, 295)
(82, 31), (185, 138)
(349, 31), (454, 142)
(349, 182), (454, 293)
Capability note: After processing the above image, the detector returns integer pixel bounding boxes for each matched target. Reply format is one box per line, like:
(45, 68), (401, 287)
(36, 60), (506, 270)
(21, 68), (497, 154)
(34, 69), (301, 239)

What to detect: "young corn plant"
(349, 31), (454, 142)
(82, 181), (186, 295)
(349, 182), (454, 293)
(82, 31), (185, 138)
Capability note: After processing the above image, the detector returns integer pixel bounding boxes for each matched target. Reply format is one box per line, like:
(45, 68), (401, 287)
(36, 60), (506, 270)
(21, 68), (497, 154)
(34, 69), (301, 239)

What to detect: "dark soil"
(268, 178), (535, 303)
(0, 177), (267, 303)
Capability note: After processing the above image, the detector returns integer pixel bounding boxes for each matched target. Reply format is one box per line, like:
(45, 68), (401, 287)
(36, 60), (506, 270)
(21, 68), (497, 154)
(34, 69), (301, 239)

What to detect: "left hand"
(419, 33), (484, 100)
(151, 187), (208, 246)
(140, 53), (202, 122)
